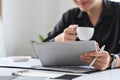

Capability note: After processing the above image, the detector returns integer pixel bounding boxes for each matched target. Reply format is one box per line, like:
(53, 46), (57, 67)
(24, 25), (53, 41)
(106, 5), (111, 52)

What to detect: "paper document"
(13, 70), (67, 78)
(12, 69), (86, 79)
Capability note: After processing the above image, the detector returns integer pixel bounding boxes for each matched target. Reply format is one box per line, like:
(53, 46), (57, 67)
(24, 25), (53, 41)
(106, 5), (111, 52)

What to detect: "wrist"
(110, 54), (117, 68)
(108, 54), (113, 68)
(55, 35), (62, 42)
(54, 33), (63, 42)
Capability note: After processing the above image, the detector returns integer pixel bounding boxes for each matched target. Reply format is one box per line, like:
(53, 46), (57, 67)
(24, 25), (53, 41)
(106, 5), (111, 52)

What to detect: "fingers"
(82, 51), (101, 57)
(55, 24), (78, 42)
(64, 25), (78, 35)
(92, 62), (108, 70)
(81, 51), (109, 61)
(83, 50), (109, 57)
(63, 34), (77, 41)
(80, 51), (111, 70)
(81, 56), (109, 70)
(96, 42), (100, 51)
(63, 25), (78, 41)
(81, 55), (107, 64)
(64, 29), (76, 35)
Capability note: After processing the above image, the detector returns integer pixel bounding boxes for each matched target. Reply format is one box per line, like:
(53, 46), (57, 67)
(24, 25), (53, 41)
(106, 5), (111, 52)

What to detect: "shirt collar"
(77, 0), (114, 18)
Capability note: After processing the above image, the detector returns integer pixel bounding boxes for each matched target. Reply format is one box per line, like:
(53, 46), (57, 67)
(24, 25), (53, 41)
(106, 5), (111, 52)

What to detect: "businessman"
(43, 0), (120, 70)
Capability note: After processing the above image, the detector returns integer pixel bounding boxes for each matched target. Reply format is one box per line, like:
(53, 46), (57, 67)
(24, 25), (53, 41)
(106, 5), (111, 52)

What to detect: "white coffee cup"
(76, 27), (94, 40)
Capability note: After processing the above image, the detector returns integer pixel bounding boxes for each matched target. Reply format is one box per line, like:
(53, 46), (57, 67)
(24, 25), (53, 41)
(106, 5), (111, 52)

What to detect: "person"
(43, 0), (120, 70)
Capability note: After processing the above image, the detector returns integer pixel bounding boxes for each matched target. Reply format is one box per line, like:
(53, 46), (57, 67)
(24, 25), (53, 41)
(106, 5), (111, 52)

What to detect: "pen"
(89, 45), (106, 68)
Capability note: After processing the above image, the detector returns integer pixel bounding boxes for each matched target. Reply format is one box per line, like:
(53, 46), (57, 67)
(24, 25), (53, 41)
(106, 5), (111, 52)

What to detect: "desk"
(74, 69), (120, 80)
(0, 57), (41, 76)
(0, 57), (81, 78)
(0, 57), (120, 80)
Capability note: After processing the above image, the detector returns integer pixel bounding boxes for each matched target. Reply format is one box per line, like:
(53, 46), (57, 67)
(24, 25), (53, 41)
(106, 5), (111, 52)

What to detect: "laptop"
(32, 41), (97, 73)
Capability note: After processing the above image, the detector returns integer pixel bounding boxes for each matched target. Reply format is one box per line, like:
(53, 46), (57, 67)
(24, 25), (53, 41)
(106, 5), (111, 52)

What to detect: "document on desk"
(12, 70), (69, 78)
(12, 69), (85, 79)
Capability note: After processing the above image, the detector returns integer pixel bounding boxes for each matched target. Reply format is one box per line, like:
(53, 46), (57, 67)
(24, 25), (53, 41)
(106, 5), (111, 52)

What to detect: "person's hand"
(55, 25), (78, 42)
(80, 48), (112, 70)
(80, 43), (112, 70)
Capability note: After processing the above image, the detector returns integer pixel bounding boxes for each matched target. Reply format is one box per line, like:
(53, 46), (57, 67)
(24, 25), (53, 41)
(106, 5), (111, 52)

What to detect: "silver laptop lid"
(32, 41), (96, 67)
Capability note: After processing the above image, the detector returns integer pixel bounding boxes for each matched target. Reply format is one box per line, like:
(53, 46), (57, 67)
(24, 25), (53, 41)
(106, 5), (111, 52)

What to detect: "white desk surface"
(0, 57), (41, 76)
(74, 68), (120, 80)
(0, 57), (120, 80)
(0, 57), (81, 78)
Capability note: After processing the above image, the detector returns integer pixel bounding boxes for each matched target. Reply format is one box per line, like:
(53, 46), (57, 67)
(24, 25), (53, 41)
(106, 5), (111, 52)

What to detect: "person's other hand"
(80, 50), (112, 70)
(55, 25), (78, 42)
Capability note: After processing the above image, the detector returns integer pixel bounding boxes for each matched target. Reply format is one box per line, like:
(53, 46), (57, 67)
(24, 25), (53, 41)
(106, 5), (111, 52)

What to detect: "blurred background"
(0, 0), (119, 57)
